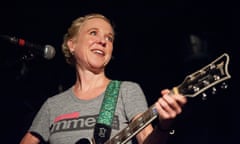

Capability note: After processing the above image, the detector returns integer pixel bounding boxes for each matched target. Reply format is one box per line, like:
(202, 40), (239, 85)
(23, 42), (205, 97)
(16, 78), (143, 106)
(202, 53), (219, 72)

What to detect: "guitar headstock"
(174, 53), (231, 98)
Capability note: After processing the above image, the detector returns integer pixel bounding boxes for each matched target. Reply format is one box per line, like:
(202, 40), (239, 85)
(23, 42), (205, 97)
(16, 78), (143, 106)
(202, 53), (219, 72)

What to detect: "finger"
(162, 94), (182, 114)
(157, 97), (177, 118)
(171, 94), (187, 106)
(161, 89), (170, 95)
(155, 101), (172, 119)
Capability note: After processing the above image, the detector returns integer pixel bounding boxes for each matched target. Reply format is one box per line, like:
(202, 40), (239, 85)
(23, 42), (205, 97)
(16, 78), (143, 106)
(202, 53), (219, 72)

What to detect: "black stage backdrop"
(0, 0), (236, 144)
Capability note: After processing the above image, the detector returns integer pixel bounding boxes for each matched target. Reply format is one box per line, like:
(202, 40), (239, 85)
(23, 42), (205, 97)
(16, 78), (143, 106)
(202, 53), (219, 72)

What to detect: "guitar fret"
(137, 116), (144, 127)
(124, 126), (132, 137)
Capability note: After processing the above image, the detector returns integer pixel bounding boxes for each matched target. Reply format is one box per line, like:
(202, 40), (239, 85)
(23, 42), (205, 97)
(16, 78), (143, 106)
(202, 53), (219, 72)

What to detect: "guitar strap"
(93, 80), (121, 144)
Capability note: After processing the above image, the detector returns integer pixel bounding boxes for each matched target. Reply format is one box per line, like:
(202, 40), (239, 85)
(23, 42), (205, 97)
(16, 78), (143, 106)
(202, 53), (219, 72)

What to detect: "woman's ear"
(67, 39), (75, 53)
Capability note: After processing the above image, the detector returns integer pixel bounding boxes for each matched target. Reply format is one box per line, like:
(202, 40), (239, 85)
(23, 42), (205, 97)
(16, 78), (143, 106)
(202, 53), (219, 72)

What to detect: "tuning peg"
(220, 82), (228, 89)
(201, 93), (207, 100)
(211, 87), (217, 95)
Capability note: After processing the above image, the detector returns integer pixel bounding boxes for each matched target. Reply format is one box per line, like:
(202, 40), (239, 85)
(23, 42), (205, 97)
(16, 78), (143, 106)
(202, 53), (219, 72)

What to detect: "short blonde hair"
(61, 13), (114, 66)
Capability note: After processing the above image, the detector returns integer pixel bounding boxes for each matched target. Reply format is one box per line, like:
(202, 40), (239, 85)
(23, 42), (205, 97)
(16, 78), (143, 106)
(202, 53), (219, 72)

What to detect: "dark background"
(0, 0), (236, 143)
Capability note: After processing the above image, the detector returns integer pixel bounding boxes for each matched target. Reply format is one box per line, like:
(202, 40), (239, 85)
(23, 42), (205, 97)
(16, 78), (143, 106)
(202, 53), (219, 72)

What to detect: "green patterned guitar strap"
(93, 80), (121, 144)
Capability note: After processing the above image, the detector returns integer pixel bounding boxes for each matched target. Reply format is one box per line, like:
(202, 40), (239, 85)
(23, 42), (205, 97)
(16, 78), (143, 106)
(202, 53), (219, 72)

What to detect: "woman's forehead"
(80, 18), (114, 33)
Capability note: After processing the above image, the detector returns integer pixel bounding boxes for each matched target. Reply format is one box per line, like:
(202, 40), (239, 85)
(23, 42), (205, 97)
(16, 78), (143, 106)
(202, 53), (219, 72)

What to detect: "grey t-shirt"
(29, 81), (148, 144)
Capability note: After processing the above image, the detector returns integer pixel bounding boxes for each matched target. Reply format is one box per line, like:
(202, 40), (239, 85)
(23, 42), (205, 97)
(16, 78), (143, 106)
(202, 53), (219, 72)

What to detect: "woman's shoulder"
(119, 80), (142, 89)
(120, 80), (138, 85)
(46, 87), (73, 102)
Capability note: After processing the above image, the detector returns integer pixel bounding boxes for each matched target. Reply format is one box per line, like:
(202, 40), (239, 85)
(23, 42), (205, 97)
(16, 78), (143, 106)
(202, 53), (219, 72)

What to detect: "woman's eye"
(106, 36), (113, 42)
(90, 31), (97, 36)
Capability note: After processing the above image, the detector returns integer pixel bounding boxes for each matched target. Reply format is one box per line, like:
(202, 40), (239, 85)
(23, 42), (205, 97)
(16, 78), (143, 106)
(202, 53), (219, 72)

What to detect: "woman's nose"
(99, 41), (106, 47)
(97, 35), (107, 47)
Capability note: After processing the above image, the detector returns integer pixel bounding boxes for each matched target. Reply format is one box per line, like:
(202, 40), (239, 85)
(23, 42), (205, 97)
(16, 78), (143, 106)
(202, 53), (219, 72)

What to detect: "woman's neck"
(72, 70), (111, 100)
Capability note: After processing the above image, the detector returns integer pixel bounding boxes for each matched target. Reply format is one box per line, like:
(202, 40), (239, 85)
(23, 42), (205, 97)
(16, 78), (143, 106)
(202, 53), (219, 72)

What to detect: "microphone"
(1, 35), (56, 60)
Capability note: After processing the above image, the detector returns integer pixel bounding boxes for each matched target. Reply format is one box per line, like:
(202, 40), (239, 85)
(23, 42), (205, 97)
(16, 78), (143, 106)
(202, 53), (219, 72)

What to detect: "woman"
(20, 13), (187, 144)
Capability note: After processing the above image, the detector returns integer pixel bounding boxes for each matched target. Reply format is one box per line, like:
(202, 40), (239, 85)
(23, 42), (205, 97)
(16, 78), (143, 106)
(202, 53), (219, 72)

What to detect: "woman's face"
(68, 17), (114, 72)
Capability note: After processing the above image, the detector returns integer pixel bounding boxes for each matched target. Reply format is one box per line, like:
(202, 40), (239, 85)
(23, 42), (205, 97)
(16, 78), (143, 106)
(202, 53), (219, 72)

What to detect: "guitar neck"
(105, 104), (158, 144)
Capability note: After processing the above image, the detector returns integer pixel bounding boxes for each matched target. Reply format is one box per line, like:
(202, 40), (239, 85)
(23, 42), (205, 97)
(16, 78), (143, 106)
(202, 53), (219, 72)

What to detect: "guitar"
(76, 53), (231, 144)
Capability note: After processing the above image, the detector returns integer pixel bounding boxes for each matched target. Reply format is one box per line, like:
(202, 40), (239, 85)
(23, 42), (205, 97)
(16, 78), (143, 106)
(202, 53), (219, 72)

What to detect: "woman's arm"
(20, 132), (40, 144)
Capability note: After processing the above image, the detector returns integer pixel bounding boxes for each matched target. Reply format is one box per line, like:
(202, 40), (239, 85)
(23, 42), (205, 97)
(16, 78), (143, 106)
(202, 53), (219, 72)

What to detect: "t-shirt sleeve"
(28, 99), (50, 142)
(120, 81), (149, 121)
